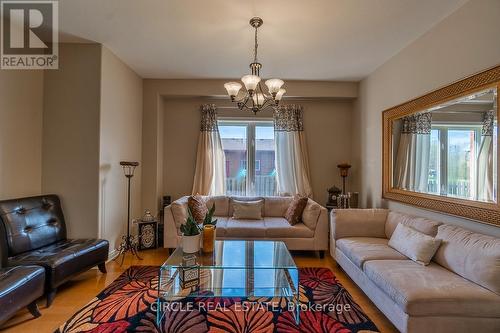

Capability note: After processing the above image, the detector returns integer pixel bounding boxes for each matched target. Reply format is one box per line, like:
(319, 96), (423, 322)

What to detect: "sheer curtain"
(476, 110), (495, 201)
(394, 112), (432, 192)
(192, 104), (226, 196)
(274, 105), (313, 198)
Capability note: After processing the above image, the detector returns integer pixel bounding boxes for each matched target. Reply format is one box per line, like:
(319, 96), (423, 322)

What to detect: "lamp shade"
(275, 88), (286, 101)
(120, 161), (139, 177)
(224, 82), (242, 97)
(241, 75), (261, 91)
(265, 79), (284, 95)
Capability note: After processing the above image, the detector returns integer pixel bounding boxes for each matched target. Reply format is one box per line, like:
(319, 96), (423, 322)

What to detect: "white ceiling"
(56, 0), (468, 80)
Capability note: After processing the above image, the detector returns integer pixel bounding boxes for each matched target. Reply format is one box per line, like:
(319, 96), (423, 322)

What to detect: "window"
(428, 125), (482, 200)
(219, 120), (276, 196)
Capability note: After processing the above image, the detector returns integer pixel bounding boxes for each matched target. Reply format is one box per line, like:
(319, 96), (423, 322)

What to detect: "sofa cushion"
(364, 260), (500, 317)
(224, 218), (267, 238)
(8, 238), (109, 289)
(213, 217), (229, 237)
(232, 200), (263, 220)
(264, 197), (292, 217)
(204, 196), (229, 216)
(285, 195), (308, 225)
(388, 223), (441, 265)
(229, 197), (264, 216)
(264, 217), (314, 238)
(336, 237), (407, 268)
(188, 195), (208, 224)
(333, 209), (388, 239)
(302, 199), (321, 230)
(171, 196), (189, 228)
(385, 211), (441, 238)
(434, 224), (500, 295)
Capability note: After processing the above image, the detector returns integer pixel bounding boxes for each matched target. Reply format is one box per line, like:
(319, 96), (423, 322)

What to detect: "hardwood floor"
(1, 248), (398, 333)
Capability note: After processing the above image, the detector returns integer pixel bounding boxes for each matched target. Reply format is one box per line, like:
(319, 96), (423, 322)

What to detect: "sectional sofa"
(330, 208), (500, 333)
(164, 195), (328, 255)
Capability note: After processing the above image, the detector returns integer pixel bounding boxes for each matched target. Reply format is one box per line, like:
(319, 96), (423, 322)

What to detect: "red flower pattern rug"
(55, 266), (379, 333)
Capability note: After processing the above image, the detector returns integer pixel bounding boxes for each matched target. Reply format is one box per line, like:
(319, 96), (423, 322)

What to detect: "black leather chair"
(0, 195), (109, 306)
(0, 221), (45, 326)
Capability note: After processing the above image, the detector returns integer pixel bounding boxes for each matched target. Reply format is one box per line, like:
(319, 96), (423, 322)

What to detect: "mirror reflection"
(392, 88), (497, 203)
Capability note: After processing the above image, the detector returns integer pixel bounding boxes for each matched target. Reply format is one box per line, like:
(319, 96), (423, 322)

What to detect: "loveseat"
(0, 195), (109, 306)
(330, 209), (500, 333)
(164, 195), (328, 256)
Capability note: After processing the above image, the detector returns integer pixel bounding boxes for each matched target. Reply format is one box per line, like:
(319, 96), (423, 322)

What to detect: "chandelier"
(224, 17), (286, 114)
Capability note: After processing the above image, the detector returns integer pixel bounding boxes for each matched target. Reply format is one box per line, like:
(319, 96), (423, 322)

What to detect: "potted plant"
(203, 204), (218, 227)
(180, 208), (201, 253)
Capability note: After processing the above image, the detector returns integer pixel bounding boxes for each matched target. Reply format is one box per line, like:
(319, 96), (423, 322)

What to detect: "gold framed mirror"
(383, 65), (499, 226)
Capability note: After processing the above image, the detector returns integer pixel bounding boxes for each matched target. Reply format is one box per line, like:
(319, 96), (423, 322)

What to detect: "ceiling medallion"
(224, 17), (285, 114)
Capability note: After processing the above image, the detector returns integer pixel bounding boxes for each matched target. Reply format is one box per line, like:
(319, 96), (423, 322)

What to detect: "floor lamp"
(116, 161), (142, 266)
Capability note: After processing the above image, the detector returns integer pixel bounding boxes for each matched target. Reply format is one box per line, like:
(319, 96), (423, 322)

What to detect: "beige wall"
(42, 43), (102, 238)
(99, 47), (143, 251)
(0, 70), (44, 200)
(1, 44), (143, 249)
(162, 97), (354, 202)
(0, 24), (43, 200)
(162, 98), (199, 200)
(144, 79), (358, 212)
(303, 99), (356, 201)
(354, 0), (500, 237)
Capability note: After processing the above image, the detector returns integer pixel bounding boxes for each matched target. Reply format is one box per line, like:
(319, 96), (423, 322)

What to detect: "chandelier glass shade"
(224, 17), (285, 114)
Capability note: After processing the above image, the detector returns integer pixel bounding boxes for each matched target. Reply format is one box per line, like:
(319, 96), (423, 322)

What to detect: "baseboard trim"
(107, 249), (119, 261)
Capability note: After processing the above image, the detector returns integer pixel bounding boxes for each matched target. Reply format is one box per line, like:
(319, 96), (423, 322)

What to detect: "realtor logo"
(1, 0), (58, 69)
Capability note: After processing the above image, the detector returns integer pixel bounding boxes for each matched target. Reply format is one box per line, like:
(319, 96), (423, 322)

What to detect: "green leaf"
(180, 208), (201, 236)
(202, 203), (217, 226)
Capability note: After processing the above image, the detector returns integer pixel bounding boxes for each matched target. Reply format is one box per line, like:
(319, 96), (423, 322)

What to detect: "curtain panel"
(394, 112), (432, 193)
(192, 104), (226, 196)
(476, 110), (495, 201)
(273, 105), (313, 198)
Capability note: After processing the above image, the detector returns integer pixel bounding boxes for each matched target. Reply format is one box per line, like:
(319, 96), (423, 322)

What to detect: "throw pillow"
(232, 200), (263, 220)
(302, 200), (321, 229)
(188, 195), (208, 224)
(285, 195), (308, 225)
(388, 223), (442, 265)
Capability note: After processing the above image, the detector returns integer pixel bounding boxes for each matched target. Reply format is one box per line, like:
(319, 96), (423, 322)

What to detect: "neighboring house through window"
(218, 120), (277, 196)
(428, 124), (497, 200)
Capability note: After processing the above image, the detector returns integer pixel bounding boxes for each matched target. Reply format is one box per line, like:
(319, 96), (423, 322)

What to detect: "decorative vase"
(182, 233), (201, 253)
(202, 225), (215, 253)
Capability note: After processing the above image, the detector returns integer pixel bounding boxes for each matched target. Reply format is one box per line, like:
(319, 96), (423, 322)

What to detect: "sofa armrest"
(330, 209), (388, 240)
(163, 205), (180, 248)
(313, 206), (328, 250)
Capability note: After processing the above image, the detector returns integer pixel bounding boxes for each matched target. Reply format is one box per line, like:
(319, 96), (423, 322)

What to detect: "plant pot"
(182, 233), (201, 253)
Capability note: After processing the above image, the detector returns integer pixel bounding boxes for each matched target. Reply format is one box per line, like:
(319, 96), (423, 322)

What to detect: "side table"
(135, 219), (158, 250)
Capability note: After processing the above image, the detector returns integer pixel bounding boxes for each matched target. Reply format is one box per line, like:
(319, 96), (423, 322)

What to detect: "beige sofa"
(164, 195), (328, 255)
(330, 209), (500, 333)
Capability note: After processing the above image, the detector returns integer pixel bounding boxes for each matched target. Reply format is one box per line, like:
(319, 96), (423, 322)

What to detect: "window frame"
(218, 118), (275, 196)
(430, 124), (482, 199)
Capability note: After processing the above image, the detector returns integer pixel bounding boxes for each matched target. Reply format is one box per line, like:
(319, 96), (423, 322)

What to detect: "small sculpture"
(327, 186), (342, 207)
(142, 210), (155, 222)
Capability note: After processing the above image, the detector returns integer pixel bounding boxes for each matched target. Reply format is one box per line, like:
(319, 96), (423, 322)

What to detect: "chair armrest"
(330, 209), (388, 240)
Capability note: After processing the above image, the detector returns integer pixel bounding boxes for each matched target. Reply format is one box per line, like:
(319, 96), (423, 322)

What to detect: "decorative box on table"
(180, 254), (200, 289)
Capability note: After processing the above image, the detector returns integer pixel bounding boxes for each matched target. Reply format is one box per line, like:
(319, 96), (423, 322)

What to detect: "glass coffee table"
(157, 240), (299, 324)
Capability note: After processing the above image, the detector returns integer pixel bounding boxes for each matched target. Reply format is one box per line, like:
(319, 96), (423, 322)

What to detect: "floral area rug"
(56, 266), (379, 333)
